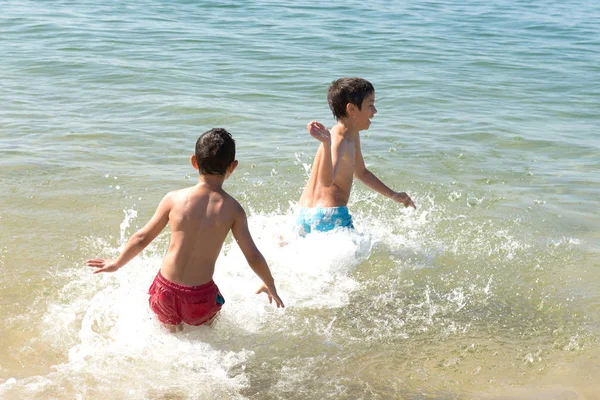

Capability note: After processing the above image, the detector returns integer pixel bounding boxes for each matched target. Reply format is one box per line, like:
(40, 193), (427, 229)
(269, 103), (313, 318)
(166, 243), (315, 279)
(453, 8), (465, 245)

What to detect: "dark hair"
(195, 128), (236, 175)
(327, 77), (375, 120)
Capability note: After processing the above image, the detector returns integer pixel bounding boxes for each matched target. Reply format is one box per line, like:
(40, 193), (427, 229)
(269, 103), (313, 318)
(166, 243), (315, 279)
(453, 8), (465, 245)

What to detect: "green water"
(1, 0), (599, 398)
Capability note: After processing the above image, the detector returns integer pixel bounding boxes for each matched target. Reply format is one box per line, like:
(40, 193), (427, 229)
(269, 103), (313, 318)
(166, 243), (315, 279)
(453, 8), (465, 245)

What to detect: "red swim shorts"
(148, 271), (225, 326)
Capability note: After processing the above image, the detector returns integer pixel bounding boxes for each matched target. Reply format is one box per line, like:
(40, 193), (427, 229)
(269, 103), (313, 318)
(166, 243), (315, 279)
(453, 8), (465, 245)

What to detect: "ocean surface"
(1, 0), (599, 398)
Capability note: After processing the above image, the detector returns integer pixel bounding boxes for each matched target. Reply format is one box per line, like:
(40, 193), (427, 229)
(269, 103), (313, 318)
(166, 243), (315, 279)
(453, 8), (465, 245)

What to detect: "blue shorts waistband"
(295, 206), (354, 235)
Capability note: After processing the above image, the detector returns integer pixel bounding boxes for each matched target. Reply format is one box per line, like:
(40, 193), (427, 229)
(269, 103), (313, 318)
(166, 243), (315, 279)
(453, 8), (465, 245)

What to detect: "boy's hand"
(256, 283), (285, 308)
(392, 192), (416, 209)
(307, 121), (331, 145)
(87, 258), (120, 274)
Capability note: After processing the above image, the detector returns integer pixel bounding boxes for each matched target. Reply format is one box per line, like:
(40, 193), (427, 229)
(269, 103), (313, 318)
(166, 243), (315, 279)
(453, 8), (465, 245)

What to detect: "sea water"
(1, 0), (599, 398)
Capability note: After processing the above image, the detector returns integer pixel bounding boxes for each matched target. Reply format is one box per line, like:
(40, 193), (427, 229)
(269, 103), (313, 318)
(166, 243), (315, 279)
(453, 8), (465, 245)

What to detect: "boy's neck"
(197, 174), (226, 189)
(334, 119), (360, 137)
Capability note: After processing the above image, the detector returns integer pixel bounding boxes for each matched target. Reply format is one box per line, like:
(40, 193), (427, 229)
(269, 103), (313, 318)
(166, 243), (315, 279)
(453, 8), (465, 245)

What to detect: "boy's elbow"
(354, 168), (368, 181)
(246, 250), (265, 267)
(322, 171), (337, 187)
(131, 231), (151, 247)
(322, 178), (335, 188)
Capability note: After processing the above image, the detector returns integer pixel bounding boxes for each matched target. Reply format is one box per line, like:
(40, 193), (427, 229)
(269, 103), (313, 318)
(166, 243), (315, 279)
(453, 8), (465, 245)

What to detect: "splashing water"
(1, 190), (596, 398)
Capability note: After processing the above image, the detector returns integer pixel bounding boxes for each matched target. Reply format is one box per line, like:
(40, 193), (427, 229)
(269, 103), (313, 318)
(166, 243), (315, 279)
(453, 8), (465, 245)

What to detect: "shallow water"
(1, 0), (599, 398)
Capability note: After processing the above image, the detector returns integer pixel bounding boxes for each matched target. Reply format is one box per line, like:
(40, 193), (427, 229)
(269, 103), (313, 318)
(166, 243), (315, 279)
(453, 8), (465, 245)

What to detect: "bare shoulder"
(225, 192), (244, 213)
(163, 187), (189, 203)
(330, 123), (343, 135)
(216, 190), (243, 217)
(157, 189), (179, 205)
(163, 186), (203, 211)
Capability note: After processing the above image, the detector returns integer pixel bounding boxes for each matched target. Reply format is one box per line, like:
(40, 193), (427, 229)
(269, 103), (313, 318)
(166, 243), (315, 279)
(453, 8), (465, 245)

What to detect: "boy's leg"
(206, 312), (220, 327)
(163, 322), (183, 333)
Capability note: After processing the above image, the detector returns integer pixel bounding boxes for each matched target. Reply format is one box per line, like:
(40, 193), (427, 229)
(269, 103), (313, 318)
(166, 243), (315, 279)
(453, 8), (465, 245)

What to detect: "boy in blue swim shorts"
(296, 77), (416, 235)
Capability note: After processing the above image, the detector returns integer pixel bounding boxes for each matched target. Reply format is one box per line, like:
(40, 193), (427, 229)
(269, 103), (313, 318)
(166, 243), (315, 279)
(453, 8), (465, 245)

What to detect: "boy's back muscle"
(161, 185), (238, 286)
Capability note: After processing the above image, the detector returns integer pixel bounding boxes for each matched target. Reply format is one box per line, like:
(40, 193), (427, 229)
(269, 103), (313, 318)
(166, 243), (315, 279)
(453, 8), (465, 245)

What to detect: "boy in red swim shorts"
(87, 128), (284, 331)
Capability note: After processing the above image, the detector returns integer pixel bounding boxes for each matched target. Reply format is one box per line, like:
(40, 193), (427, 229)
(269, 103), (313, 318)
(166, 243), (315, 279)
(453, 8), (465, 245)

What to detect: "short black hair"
(327, 77), (375, 120)
(195, 128), (236, 175)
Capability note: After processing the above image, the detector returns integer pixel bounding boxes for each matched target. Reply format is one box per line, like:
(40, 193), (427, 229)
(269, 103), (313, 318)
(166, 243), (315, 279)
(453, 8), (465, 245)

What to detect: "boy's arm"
(354, 135), (416, 209)
(87, 192), (174, 273)
(231, 203), (284, 308)
(307, 121), (342, 187)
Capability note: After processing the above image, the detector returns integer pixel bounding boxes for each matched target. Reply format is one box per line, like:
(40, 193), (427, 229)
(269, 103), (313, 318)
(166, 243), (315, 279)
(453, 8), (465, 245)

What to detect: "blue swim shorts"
(295, 206), (354, 235)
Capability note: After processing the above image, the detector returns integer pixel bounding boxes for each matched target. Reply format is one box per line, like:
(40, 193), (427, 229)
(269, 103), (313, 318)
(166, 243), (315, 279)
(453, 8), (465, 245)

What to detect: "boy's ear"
(224, 160), (238, 179)
(346, 102), (357, 116)
(190, 155), (199, 170)
(228, 160), (239, 174)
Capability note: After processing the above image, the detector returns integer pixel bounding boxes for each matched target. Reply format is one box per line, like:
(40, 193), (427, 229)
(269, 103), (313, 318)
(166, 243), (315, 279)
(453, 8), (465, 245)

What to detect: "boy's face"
(355, 93), (377, 130)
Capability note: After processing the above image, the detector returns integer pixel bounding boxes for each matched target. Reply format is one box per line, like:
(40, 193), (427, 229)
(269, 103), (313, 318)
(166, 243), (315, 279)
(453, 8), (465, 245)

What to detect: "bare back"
(299, 126), (357, 207)
(160, 184), (239, 286)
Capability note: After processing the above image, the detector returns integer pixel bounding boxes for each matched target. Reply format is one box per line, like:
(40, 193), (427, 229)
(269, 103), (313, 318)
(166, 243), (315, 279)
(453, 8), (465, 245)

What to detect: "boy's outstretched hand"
(392, 192), (416, 209)
(87, 258), (120, 274)
(307, 121), (331, 145)
(256, 283), (285, 308)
